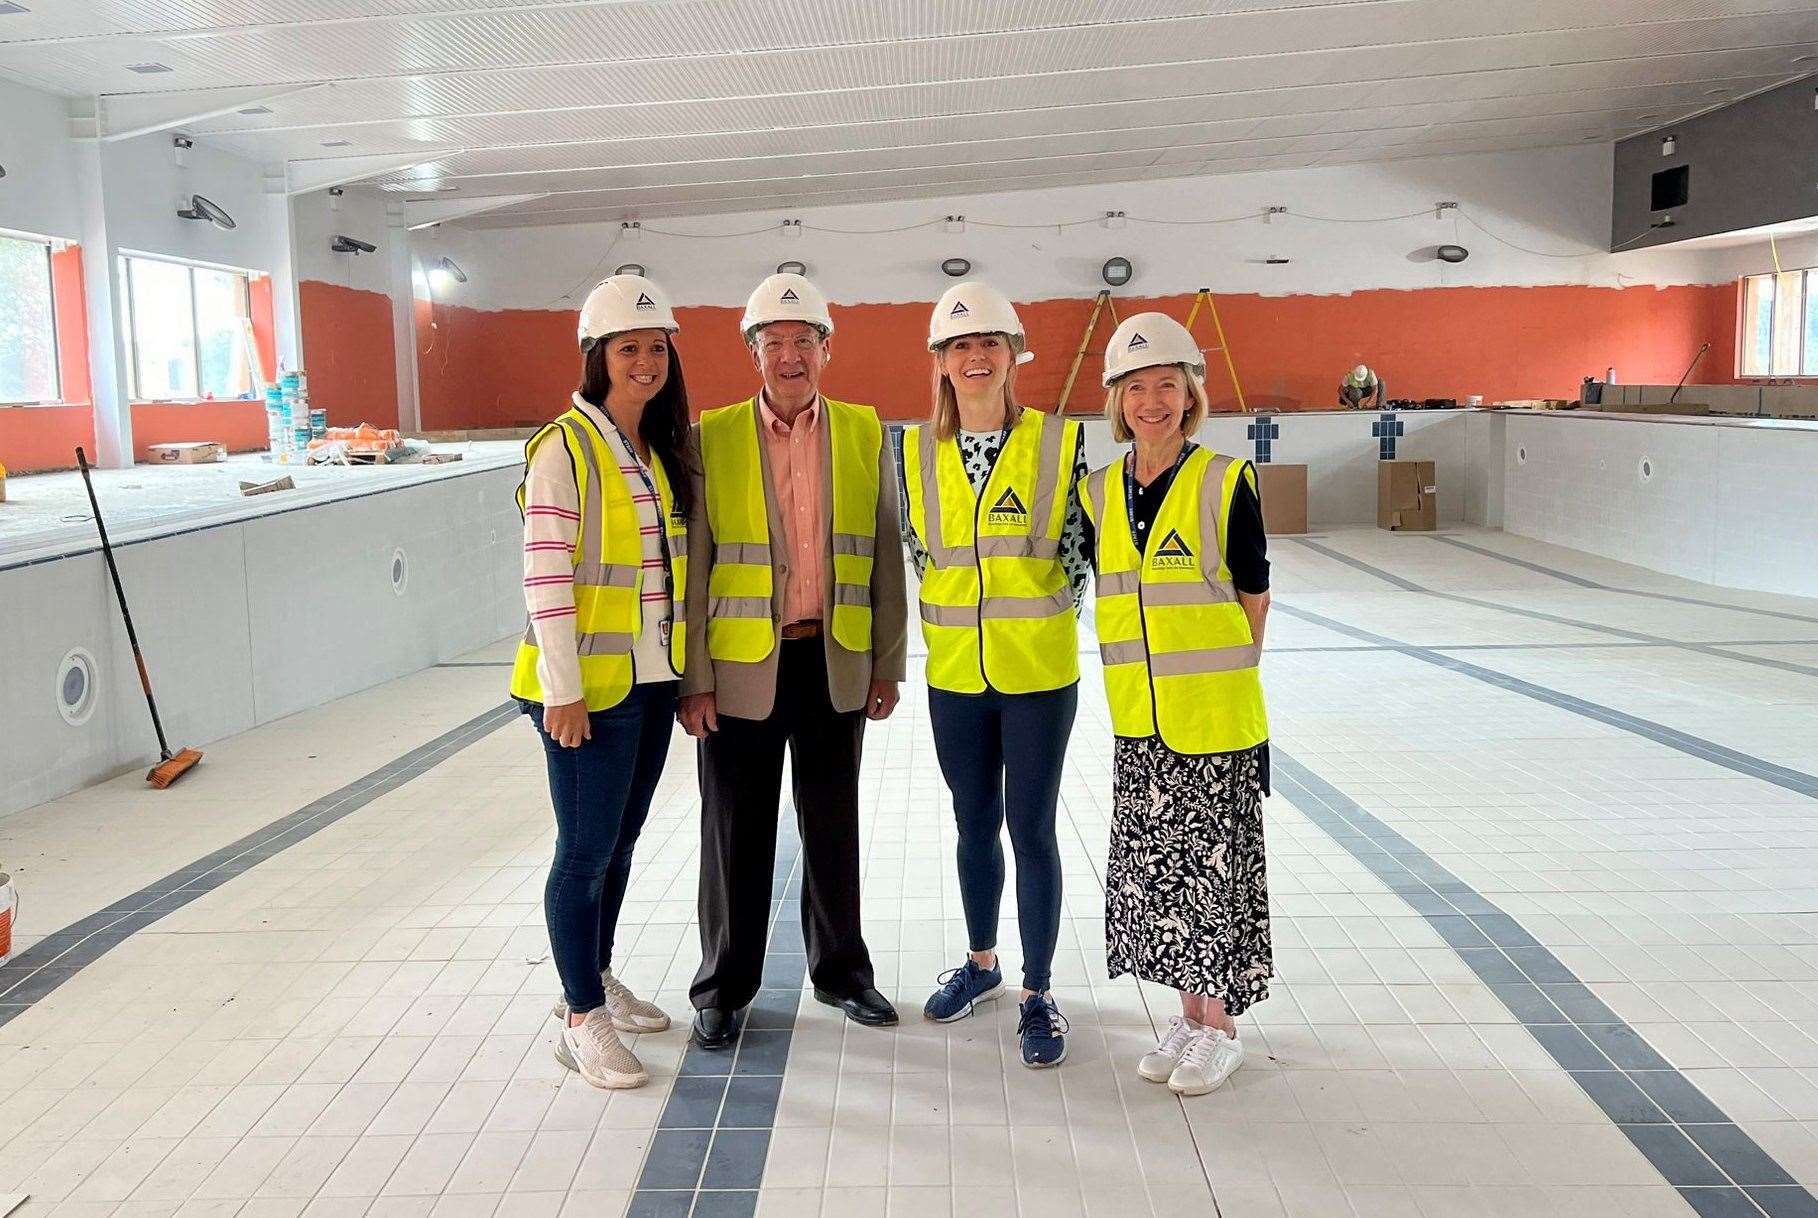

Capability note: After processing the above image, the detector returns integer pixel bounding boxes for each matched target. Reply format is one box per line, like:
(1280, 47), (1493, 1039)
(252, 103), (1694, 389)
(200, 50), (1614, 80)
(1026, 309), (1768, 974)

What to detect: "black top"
(1080, 448), (1271, 594)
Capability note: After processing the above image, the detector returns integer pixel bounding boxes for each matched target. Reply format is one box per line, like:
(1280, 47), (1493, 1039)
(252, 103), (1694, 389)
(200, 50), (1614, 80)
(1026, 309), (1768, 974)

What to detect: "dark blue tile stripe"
(1428, 535), (1818, 626)
(1274, 750), (1817, 1213)
(628, 815), (803, 1217)
(1272, 600), (1818, 800)
(1287, 537), (1818, 680)
(0, 700), (520, 1022)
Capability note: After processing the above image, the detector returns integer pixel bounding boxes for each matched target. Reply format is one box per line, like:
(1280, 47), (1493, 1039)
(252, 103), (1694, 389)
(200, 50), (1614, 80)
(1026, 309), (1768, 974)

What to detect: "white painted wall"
(410, 145), (1736, 312)
(0, 464), (525, 817)
(0, 76), (83, 242)
(1501, 413), (1818, 598)
(103, 130), (284, 275)
(293, 188), (397, 292)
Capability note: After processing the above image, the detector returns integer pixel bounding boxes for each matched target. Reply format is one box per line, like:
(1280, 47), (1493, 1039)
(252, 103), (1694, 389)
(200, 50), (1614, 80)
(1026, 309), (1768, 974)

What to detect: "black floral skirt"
(1105, 736), (1273, 1014)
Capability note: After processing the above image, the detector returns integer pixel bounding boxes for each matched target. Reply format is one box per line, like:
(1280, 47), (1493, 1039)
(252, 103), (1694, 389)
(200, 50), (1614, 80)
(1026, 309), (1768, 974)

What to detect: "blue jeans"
(927, 681), (1077, 993)
(524, 683), (677, 1013)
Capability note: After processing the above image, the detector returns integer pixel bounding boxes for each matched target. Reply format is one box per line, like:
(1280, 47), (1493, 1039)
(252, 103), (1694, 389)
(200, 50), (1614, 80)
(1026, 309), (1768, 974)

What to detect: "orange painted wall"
(299, 280), (399, 429)
(0, 406), (95, 473)
(413, 283), (1740, 428)
(129, 402), (268, 461)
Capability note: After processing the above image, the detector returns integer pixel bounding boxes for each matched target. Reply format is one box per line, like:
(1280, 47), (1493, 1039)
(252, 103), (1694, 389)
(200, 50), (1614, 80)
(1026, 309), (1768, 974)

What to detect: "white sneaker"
(551, 970), (671, 1034)
(555, 1007), (648, 1089)
(1168, 1028), (1243, 1096)
(1137, 1015), (1202, 1082)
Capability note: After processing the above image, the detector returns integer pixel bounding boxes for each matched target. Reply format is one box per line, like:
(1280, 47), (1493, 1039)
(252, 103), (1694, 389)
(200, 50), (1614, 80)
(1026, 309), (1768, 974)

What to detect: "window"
(119, 253), (255, 401)
(1739, 266), (1818, 377)
(0, 233), (61, 404)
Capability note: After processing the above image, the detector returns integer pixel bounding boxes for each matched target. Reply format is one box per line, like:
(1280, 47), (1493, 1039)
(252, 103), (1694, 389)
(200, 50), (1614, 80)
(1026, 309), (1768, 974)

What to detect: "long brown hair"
(577, 339), (695, 517)
(929, 335), (1024, 441)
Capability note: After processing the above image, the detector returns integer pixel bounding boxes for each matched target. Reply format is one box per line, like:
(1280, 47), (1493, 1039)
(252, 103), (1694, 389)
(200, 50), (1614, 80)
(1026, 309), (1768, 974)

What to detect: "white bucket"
(0, 874), (14, 965)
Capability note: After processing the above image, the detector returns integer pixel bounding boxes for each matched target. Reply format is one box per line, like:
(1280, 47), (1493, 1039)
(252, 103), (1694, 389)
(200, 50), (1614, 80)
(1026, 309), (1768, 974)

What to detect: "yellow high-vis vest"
(510, 408), (688, 710)
(698, 397), (881, 660)
(905, 409), (1080, 694)
(1079, 447), (1268, 755)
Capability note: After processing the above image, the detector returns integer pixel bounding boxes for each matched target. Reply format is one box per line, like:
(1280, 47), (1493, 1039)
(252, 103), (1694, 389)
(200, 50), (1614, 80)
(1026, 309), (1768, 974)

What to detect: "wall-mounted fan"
(176, 194), (236, 231)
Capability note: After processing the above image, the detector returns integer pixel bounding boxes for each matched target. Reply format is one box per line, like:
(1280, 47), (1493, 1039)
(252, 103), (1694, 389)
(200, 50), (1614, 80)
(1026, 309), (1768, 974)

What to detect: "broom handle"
(76, 447), (174, 761)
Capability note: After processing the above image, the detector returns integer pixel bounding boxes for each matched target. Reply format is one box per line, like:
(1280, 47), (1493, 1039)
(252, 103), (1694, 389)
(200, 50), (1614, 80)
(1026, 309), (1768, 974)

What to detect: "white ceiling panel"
(3, 0), (1812, 226)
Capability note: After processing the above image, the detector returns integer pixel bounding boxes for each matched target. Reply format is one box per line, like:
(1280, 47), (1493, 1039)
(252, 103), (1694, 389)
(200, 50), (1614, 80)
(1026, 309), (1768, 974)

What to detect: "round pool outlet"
(57, 647), (98, 726)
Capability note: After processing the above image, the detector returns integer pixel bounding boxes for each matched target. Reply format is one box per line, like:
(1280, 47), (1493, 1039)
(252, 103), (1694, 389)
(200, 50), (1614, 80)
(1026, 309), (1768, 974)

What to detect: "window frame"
(118, 250), (258, 404)
(1738, 265), (1818, 379)
(0, 228), (64, 407)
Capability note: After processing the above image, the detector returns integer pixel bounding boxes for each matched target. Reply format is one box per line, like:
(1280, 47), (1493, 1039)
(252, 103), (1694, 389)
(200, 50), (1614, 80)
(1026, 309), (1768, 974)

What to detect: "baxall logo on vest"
(987, 487), (1029, 526)
(1153, 528), (1195, 569)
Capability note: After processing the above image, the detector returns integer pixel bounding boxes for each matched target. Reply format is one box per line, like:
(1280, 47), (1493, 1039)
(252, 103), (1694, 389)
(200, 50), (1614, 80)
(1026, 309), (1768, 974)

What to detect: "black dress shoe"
(691, 1007), (741, 1050)
(814, 986), (898, 1027)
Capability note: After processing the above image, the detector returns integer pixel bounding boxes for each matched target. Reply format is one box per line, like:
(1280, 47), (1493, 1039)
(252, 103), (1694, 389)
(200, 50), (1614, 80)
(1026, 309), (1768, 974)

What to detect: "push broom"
(76, 447), (203, 788)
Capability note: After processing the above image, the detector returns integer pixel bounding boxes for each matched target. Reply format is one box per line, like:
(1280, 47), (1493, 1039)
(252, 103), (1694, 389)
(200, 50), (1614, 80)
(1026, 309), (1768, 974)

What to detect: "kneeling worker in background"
(512, 274), (694, 1089)
(680, 272), (908, 1049)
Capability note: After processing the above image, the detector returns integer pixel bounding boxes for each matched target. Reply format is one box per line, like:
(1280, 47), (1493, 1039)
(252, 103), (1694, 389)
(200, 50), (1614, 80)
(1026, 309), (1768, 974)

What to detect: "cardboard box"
(1378, 459), (1437, 531)
(146, 441), (225, 464)
(1254, 463), (1308, 535)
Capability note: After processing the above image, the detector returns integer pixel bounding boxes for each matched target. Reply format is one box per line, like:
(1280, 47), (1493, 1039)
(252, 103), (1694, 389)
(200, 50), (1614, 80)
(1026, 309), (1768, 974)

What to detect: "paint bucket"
(0, 874), (15, 965)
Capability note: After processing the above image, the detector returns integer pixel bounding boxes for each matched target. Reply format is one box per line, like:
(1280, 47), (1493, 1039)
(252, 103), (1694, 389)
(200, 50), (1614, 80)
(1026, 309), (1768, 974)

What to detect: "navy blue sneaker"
(923, 959), (1006, 1022)
(1018, 993), (1069, 1068)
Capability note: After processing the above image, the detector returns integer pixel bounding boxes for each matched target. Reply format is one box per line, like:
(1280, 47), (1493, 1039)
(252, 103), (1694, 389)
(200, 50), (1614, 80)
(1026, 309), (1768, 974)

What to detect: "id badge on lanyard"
(609, 419), (675, 637)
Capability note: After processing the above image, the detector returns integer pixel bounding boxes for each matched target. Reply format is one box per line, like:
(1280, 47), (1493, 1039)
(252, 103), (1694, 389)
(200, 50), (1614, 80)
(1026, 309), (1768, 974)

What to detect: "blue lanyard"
(1123, 440), (1194, 545)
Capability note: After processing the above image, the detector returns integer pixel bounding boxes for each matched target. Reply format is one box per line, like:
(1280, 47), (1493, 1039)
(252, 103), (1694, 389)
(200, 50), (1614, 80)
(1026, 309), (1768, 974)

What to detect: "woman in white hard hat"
(510, 274), (694, 1090)
(1078, 312), (1273, 1097)
(904, 281), (1088, 1068)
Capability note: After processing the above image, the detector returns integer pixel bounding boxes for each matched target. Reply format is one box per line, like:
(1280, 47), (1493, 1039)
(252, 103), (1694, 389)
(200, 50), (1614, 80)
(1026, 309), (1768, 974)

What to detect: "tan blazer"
(681, 397), (908, 721)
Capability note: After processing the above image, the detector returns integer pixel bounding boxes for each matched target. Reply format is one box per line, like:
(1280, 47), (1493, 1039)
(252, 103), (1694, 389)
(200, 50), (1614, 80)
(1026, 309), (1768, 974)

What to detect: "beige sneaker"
(550, 970), (671, 1034)
(1138, 1015), (1202, 1082)
(603, 970), (671, 1033)
(555, 1007), (648, 1089)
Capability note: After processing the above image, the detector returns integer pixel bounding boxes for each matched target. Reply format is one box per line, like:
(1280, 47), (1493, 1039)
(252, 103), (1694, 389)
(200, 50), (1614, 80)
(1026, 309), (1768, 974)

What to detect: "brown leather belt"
(780, 620), (822, 640)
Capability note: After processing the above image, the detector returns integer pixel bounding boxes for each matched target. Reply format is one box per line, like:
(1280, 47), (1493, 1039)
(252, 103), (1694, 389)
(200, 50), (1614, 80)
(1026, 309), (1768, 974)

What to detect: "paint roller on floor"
(75, 447), (203, 789)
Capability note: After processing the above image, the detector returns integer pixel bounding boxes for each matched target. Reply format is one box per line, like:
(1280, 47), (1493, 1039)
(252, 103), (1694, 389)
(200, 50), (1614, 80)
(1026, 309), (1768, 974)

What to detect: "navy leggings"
(525, 683), (676, 1013)
(927, 682), (1077, 993)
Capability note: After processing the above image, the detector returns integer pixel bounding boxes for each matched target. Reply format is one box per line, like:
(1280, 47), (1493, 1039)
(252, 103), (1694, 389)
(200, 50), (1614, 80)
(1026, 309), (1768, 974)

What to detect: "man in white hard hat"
(679, 272), (907, 1049)
(1340, 364), (1384, 410)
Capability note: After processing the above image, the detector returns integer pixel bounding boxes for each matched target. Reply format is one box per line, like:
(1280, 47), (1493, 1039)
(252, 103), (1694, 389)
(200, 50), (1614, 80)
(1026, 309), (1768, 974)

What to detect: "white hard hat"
(1347, 364), (1375, 385)
(741, 272), (834, 342)
(927, 281), (1032, 364)
(577, 274), (678, 351)
(1101, 312), (1206, 386)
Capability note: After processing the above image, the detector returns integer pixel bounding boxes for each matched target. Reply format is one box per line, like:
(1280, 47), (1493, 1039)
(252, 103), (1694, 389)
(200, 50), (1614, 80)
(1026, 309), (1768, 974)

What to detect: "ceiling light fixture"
(321, 139), (351, 148)
(236, 105), (272, 116)
(127, 61), (172, 74)
(0, 3), (32, 14)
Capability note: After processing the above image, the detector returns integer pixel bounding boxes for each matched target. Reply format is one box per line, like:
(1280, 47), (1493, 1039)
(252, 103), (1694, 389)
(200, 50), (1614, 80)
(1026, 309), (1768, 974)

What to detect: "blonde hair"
(929, 336), (1024, 441)
(1105, 364), (1209, 443)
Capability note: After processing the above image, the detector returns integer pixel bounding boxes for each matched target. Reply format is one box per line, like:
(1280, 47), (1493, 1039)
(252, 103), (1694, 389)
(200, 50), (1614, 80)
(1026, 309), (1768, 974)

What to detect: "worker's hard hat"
(577, 274), (678, 352)
(927, 281), (1034, 364)
(1102, 312), (1206, 386)
(741, 272), (834, 343)
(1347, 364), (1375, 386)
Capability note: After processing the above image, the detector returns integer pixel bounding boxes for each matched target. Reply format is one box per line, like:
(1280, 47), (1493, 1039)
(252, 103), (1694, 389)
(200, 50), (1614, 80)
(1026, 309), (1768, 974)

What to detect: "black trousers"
(690, 639), (875, 1012)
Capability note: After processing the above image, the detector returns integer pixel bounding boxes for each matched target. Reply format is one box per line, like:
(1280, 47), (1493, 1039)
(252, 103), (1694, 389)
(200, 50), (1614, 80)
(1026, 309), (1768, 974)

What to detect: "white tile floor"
(3, 525), (1817, 1218)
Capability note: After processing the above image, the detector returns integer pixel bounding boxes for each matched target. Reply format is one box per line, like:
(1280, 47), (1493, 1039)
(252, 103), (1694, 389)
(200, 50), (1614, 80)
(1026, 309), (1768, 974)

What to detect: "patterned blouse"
(905, 425), (1093, 615)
